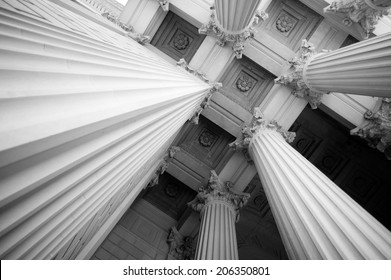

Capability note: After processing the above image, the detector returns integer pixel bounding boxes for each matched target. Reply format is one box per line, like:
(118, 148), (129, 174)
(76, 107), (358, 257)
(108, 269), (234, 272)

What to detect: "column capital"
(275, 40), (328, 109)
(167, 226), (195, 260)
(351, 98), (391, 159)
(102, 12), (151, 44)
(177, 59), (222, 124)
(149, 146), (180, 187)
(188, 171), (250, 222)
(324, 0), (391, 39)
(199, 6), (268, 59)
(229, 108), (296, 161)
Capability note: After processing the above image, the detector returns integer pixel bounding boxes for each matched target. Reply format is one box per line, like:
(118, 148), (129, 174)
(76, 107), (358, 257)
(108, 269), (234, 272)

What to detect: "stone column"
(230, 108), (391, 259)
(188, 171), (249, 259)
(0, 0), (210, 260)
(199, 0), (268, 58)
(276, 33), (391, 108)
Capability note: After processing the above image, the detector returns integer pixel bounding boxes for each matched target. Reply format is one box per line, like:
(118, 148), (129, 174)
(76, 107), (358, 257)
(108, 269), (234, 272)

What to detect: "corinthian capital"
(275, 40), (327, 109)
(101, 12), (150, 45)
(187, 171), (250, 222)
(324, 0), (391, 39)
(351, 98), (391, 159)
(199, 6), (268, 59)
(229, 108), (296, 161)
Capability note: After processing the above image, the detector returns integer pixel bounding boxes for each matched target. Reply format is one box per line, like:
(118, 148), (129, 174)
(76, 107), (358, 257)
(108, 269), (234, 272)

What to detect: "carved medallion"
(236, 74), (254, 92)
(198, 130), (217, 147)
(165, 183), (179, 197)
(173, 33), (190, 50)
(275, 13), (295, 33)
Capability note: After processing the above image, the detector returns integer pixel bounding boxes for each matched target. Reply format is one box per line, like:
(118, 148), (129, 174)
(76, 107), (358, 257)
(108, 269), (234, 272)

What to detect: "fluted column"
(0, 1), (210, 259)
(199, 0), (268, 58)
(231, 108), (391, 259)
(188, 171), (249, 259)
(304, 32), (391, 97)
(276, 33), (391, 108)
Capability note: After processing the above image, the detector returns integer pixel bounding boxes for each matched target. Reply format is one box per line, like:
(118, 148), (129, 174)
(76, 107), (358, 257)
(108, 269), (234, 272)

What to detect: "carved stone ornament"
(176, 58), (210, 83)
(276, 13), (296, 33)
(199, 6), (268, 59)
(167, 226), (195, 260)
(229, 107), (296, 161)
(176, 59), (222, 125)
(149, 146), (180, 187)
(101, 12), (151, 45)
(236, 74), (254, 92)
(156, 0), (169, 12)
(324, 0), (391, 39)
(351, 98), (391, 160)
(173, 33), (190, 50)
(187, 170), (250, 222)
(275, 39), (328, 109)
(199, 130), (217, 147)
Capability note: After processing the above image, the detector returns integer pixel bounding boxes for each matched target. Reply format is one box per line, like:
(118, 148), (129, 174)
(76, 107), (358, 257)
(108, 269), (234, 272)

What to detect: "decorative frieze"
(101, 12), (151, 44)
(275, 40), (328, 109)
(199, 6), (268, 59)
(156, 0), (169, 12)
(167, 226), (195, 260)
(188, 170), (250, 222)
(324, 0), (391, 39)
(229, 107), (296, 161)
(149, 146), (181, 186)
(351, 98), (391, 159)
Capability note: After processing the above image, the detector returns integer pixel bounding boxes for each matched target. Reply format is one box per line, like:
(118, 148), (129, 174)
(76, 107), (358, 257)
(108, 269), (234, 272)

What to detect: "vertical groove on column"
(0, 1), (211, 259)
(195, 200), (239, 260)
(249, 130), (391, 259)
(214, 0), (261, 32)
(305, 32), (391, 97)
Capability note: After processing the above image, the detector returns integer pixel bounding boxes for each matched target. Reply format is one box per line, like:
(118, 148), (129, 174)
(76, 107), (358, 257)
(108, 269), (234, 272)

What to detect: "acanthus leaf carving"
(149, 146), (180, 187)
(167, 226), (195, 260)
(176, 59), (222, 125)
(199, 6), (268, 59)
(351, 98), (391, 160)
(324, 0), (391, 39)
(187, 170), (250, 222)
(101, 12), (150, 45)
(229, 107), (296, 161)
(275, 39), (328, 109)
